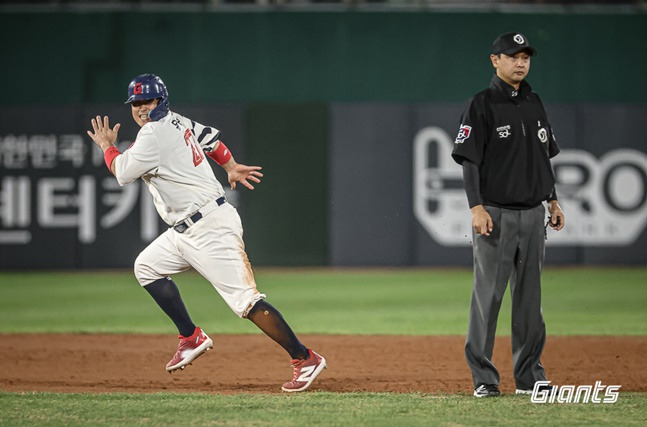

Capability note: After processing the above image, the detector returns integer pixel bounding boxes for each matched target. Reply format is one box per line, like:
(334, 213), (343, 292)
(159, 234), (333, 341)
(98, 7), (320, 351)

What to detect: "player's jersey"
(113, 111), (225, 226)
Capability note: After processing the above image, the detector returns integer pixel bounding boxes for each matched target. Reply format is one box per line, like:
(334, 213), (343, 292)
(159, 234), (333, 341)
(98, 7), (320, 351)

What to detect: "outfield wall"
(1, 11), (646, 268)
(2, 11), (645, 104)
(331, 102), (647, 266)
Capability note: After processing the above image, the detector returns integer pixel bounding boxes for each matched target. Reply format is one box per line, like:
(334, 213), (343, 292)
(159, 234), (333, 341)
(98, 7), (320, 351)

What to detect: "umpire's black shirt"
(452, 75), (560, 209)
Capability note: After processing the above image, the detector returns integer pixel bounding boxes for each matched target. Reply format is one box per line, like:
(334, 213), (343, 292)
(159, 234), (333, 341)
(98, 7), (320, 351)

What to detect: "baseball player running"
(87, 73), (326, 392)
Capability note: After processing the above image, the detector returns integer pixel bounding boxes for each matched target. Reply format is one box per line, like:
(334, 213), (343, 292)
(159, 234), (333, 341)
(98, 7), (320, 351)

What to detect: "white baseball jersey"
(113, 111), (225, 226)
(117, 110), (265, 318)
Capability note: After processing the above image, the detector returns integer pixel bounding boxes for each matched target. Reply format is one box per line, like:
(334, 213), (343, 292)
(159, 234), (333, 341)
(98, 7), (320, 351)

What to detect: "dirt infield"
(1, 334), (645, 394)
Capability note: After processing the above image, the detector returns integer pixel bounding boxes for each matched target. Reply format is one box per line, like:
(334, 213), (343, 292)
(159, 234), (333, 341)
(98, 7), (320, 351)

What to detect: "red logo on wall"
(134, 82), (143, 95)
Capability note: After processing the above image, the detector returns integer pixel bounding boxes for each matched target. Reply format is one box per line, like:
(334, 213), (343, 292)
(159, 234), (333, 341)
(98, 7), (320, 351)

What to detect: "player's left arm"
(191, 120), (221, 151)
(206, 140), (263, 190)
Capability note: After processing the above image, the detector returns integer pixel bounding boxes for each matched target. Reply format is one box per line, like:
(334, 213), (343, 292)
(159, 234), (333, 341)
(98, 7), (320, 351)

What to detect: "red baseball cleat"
(281, 349), (327, 392)
(166, 326), (213, 373)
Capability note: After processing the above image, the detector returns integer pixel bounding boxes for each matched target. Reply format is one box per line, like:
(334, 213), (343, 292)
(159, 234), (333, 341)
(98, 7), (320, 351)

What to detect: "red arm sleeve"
(206, 140), (232, 165)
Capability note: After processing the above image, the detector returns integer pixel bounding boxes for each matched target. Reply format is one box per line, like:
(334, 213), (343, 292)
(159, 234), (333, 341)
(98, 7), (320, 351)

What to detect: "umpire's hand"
(471, 205), (493, 236)
(548, 200), (565, 231)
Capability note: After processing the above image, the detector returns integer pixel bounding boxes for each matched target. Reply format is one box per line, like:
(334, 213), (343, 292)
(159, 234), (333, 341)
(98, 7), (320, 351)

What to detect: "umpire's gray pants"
(465, 204), (547, 390)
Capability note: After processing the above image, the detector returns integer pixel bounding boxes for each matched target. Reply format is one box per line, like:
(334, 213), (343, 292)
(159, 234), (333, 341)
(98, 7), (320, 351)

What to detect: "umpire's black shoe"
(516, 383), (557, 395)
(474, 384), (501, 398)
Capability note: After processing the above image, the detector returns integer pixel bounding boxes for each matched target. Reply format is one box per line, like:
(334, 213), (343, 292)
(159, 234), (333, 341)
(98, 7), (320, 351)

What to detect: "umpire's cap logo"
(513, 34), (525, 44)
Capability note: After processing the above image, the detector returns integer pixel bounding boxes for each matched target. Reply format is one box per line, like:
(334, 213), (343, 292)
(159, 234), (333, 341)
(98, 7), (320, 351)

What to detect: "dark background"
(1, 7), (646, 268)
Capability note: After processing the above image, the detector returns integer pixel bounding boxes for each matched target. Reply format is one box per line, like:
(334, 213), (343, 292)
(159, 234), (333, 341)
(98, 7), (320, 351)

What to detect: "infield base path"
(1, 334), (645, 394)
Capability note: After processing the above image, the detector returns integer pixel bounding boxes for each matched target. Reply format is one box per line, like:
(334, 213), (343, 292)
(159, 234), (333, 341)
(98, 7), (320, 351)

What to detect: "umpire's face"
(490, 50), (531, 88)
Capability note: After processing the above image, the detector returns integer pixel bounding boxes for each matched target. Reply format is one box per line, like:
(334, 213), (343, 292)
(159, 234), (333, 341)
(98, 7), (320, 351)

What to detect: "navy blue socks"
(248, 300), (309, 360)
(144, 277), (196, 337)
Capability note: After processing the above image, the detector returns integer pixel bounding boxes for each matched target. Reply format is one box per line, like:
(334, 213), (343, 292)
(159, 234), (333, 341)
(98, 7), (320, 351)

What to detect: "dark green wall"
(244, 103), (329, 265)
(2, 11), (645, 105)
(1, 10), (645, 267)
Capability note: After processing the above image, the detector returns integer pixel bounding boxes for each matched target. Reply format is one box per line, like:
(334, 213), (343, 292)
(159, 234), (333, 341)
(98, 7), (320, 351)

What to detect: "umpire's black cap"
(492, 32), (537, 56)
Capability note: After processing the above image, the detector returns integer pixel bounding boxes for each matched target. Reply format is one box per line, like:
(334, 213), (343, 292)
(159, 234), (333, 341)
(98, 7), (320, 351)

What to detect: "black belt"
(173, 196), (226, 233)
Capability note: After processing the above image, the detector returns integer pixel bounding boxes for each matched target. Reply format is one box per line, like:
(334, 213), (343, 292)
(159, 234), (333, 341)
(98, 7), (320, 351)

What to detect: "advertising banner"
(331, 103), (647, 266)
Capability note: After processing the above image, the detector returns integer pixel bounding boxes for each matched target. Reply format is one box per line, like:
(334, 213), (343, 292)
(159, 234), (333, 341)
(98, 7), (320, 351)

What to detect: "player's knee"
(133, 253), (161, 286)
(242, 294), (267, 318)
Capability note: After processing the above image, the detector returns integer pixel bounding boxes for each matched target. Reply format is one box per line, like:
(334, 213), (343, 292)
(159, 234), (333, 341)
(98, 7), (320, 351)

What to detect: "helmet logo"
(134, 82), (143, 95)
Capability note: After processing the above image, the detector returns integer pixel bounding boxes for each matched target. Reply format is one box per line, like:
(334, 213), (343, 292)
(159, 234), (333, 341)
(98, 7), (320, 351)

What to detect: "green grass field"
(0, 267), (645, 335)
(1, 392), (646, 426)
(1, 267), (646, 425)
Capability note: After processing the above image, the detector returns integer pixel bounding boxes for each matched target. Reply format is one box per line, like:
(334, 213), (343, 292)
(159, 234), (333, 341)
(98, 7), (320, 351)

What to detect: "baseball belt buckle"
(173, 211), (203, 234)
(172, 197), (224, 233)
(173, 222), (189, 234)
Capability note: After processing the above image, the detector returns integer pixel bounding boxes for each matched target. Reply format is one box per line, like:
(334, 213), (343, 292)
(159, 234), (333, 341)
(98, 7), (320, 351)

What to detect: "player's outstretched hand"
(87, 115), (121, 151)
(227, 163), (263, 190)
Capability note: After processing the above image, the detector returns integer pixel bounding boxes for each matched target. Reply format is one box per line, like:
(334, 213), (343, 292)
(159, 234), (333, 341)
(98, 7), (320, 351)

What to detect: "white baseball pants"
(134, 202), (266, 318)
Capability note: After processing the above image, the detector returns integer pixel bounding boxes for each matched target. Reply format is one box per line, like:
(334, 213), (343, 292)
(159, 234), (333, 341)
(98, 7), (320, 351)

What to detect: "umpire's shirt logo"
(538, 128), (548, 143)
(497, 125), (511, 139)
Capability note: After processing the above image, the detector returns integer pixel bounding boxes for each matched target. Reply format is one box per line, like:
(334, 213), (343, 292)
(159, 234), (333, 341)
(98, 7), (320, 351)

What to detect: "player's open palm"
(227, 163), (263, 190)
(87, 115), (121, 151)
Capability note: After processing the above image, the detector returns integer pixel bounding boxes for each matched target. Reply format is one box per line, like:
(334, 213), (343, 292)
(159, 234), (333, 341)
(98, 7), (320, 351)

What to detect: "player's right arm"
(87, 115), (159, 184)
(111, 125), (160, 186)
(87, 115), (121, 175)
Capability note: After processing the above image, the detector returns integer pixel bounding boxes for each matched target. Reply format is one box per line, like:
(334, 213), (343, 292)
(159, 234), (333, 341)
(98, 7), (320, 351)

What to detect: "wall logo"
(455, 124), (472, 144)
(514, 34), (525, 44)
(413, 126), (647, 246)
(530, 381), (620, 404)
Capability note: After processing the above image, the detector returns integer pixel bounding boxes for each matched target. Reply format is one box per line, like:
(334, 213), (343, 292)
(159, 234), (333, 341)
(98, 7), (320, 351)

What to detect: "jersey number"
(183, 129), (204, 167)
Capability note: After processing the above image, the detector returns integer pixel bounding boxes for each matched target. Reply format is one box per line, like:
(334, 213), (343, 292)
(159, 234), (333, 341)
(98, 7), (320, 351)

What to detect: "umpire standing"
(451, 32), (565, 398)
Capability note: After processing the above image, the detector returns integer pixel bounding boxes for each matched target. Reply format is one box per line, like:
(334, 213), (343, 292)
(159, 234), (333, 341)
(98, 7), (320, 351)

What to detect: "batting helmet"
(124, 73), (170, 121)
